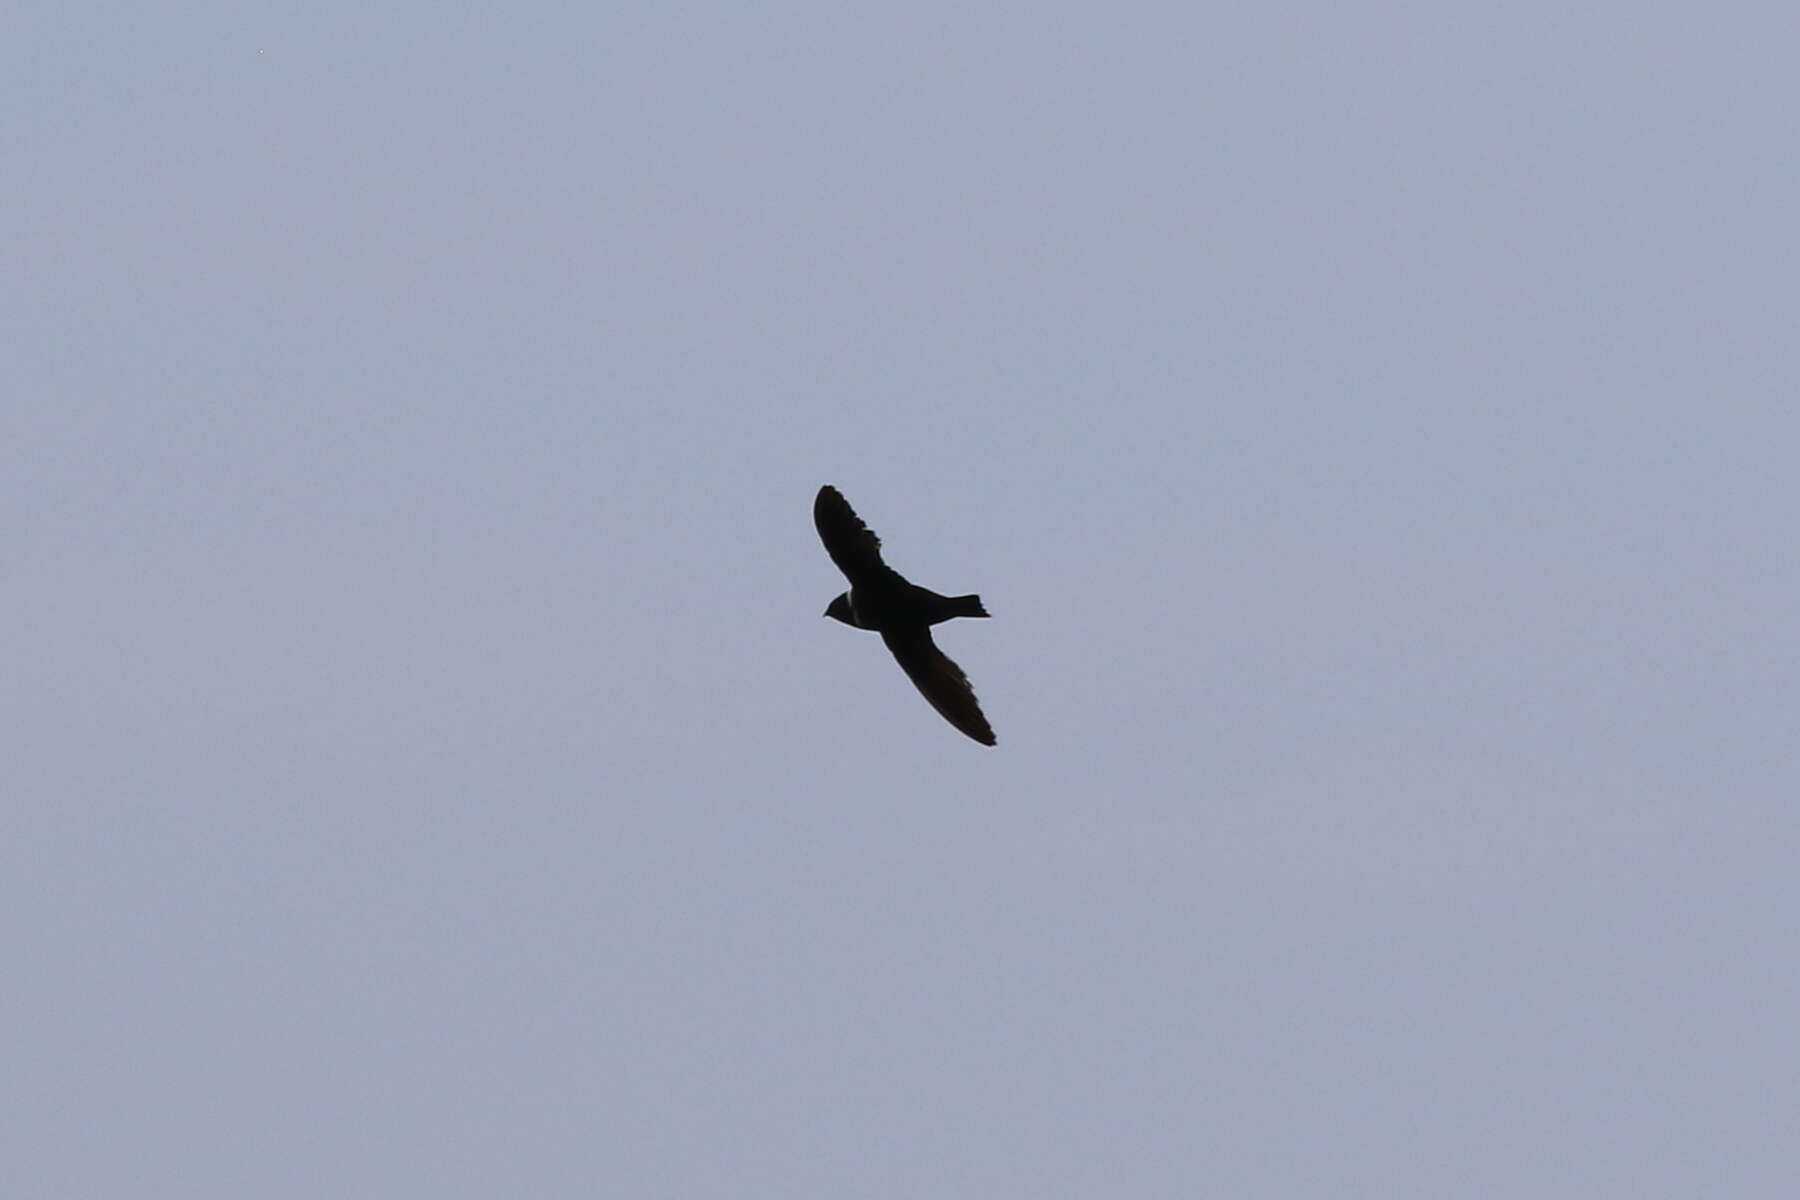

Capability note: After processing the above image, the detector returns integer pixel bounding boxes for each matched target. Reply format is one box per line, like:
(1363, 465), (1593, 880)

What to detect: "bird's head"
(823, 593), (856, 626)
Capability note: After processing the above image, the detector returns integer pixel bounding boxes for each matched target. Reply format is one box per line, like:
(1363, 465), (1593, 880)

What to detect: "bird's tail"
(947, 593), (990, 619)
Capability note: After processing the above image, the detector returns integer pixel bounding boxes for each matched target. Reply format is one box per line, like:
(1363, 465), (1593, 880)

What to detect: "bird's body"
(826, 584), (987, 632)
(814, 485), (997, 746)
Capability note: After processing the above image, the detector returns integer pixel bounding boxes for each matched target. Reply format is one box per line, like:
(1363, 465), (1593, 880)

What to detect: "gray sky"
(7, 3), (1798, 1196)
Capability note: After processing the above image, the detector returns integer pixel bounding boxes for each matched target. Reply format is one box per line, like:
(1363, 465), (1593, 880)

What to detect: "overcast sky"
(7, 4), (1799, 1196)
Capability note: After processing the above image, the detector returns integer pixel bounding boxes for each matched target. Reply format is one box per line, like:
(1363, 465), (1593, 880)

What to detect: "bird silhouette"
(814, 484), (996, 746)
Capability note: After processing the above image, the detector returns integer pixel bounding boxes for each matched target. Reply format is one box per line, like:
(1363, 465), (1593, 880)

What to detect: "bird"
(814, 484), (996, 746)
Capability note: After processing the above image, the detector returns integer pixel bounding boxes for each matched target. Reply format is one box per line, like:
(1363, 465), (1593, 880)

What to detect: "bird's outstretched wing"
(814, 485), (901, 586)
(880, 627), (997, 746)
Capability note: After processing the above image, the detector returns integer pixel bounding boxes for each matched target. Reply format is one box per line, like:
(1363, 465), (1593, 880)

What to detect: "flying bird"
(814, 484), (996, 746)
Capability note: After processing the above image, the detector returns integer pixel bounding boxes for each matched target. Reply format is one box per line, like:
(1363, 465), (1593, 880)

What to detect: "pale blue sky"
(6, 4), (1798, 1196)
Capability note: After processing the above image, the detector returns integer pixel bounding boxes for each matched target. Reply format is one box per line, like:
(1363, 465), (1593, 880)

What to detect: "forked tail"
(949, 593), (990, 619)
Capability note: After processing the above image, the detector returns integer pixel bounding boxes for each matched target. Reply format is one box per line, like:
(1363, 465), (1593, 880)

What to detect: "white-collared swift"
(814, 484), (996, 746)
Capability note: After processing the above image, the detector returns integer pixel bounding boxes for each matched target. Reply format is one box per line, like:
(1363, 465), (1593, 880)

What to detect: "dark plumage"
(814, 484), (996, 746)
